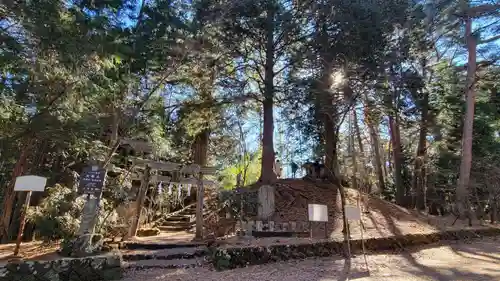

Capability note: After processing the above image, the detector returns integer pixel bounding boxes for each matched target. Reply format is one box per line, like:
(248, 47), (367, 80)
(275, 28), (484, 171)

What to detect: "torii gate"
(121, 139), (217, 240)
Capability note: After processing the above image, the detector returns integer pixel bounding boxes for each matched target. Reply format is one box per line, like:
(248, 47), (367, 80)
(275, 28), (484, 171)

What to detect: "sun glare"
(331, 71), (345, 88)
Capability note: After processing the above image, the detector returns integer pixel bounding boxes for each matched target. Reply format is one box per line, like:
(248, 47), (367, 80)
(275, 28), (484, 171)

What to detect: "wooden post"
(13, 191), (32, 257)
(195, 171), (204, 240)
(128, 165), (151, 238)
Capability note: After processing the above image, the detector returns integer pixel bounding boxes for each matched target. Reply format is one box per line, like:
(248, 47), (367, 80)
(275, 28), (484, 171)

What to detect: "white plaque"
(14, 175), (47, 192)
(308, 204), (328, 222)
(345, 206), (361, 220)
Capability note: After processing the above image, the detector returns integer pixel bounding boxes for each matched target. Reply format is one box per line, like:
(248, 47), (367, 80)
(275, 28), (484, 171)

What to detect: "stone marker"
(258, 185), (275, 220)
(246, 221), (254, 236)
(282, 222), (289, 231)
(275, 222), (282, 232)
(256, 220), (263, 231)
(71, 164), (107, 257)
(77, 196), (99, 236)
(269, 221), (275, 231)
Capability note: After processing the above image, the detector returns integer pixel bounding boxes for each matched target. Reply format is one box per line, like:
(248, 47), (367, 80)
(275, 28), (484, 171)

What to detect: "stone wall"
(211, 227), (500, 270)
(237, 220), (310, 236)
(0, 253), (123, 281)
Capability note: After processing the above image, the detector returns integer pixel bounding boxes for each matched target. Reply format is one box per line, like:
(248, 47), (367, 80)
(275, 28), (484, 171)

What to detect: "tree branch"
(478, 34), (500, 44)
(467, 4), (500, 18)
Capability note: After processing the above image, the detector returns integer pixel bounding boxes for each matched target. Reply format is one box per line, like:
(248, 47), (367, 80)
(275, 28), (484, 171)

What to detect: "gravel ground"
(122, 238), (500, 281)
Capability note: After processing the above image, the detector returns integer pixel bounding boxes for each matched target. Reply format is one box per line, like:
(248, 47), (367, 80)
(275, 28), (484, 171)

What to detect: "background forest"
(0, 0), (499, 242)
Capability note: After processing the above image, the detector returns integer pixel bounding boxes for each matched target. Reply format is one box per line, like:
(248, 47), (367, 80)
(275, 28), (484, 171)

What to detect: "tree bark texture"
(260, 2), (277, 184)
(353, 108), (370, 192)
(456, 13), (477, 221)
(388, 113), (404, 205)
(414, 91), (429, 210)
(193, 129), (210, 166)
(363, 99), (385, 193)
(0, 139), (33, 243)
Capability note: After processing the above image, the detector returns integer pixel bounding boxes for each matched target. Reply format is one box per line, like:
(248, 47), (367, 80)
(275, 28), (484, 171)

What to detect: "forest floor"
(122, 237), (500, 281)
(0, 241), (60, 262)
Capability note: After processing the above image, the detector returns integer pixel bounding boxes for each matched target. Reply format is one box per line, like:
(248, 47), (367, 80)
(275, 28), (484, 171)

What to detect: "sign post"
(77, 165), (106, 236)
(78, 165), (106, 196)
(308, 204), (328, 238)
(344, 205), (365, 258)
(344, 205), (369, 273)
(13, 175), (47, 257)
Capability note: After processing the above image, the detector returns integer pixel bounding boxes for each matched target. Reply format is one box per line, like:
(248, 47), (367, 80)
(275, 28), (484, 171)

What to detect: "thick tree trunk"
(490, 196), (497, 224)
(388, 114), (404, 205)
(319, 61), (337, 178)
(456, 14), (476, 222)
(193, 129), (210, 166)
(363, 100), (385, 193)
(259, 3), (276, 184)
(385, 139), (391, 177)
(353, 110), (369, 191)
(349, 113), (358, 191)
(0, 139), (33, 243)
(414, 91), (429, 210)
(324, 109), (338, 178)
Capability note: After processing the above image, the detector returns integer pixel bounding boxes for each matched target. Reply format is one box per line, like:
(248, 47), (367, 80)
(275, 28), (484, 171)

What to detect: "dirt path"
(123, 238), (500, 281)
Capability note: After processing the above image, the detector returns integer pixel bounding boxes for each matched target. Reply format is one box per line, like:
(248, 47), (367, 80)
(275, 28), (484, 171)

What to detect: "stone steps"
(122, 247), (208, 261)
(165, 215), (191, 222)
(159, 210), (209, 233)
(158, 225), (194, 232)
(162, 220), (195, 226)
(121, 241), (206, 250)
(124, 257), (206, 269)
(180, 209), (196, 215)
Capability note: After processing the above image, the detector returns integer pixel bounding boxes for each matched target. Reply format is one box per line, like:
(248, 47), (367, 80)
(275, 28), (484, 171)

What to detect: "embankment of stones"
(0, 252), (123, 281)
(210, 227), (500, 271)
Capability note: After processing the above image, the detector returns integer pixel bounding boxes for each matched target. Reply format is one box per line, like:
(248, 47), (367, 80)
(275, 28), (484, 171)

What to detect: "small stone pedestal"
(61, 234), (104, 257)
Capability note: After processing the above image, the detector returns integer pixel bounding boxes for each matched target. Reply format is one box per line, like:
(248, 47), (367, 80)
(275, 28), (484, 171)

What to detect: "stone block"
(136, 228), (161, 237)
(101, 268), (123, 280)
(105, 253), (122, 268)
(282, 222), (289, 231)
(245, 221), (254, 236)
(269, 221), (275, 231)
(61, 234), (104, 257)
(255, 221), (263, 231)
(248, 220), (255, 231)
(275, 223), (282, 232)
(0, 253), (122, 281)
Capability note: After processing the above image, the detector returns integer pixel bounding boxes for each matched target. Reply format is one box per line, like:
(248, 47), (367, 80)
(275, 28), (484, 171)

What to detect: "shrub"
(27, 184), (85, 241)
(27, 183), (127, 242)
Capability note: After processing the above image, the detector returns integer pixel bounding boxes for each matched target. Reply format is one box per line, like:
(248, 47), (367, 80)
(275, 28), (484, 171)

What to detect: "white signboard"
(308, 204), (328, 222)
(14, 175), (47, 192)
(345, 205), (361, 220)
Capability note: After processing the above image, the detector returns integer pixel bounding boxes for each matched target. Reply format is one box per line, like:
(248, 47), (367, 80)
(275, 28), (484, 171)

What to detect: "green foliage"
(27, 181), (131, 241)
(220, 150), (261, 190)
(217, 189), (259, 220)
(27, 185), (85, 241)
